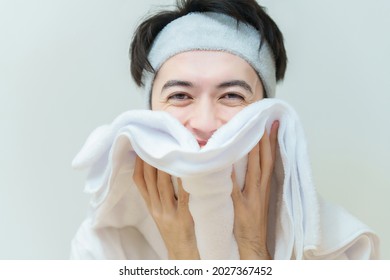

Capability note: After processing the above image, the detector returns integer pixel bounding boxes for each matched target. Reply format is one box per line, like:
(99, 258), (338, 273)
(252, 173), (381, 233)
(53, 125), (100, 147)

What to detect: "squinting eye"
(168, 93), (190, 100)
(222, 93), (245, 100)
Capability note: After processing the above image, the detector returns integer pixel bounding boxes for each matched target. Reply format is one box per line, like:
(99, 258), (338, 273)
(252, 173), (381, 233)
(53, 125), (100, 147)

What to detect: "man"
(71, 0), (378, 260)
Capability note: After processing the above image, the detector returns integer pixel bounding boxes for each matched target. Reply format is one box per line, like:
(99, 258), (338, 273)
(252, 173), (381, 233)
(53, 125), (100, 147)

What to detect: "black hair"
(130, 0), (287, 88)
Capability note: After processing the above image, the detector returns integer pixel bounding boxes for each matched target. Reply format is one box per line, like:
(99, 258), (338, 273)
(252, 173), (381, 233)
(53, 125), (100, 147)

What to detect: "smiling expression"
(151, 51), (264, 147)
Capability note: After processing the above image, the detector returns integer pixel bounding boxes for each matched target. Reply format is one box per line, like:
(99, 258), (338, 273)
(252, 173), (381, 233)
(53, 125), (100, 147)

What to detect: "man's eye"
(168, 93), (190, 100)
(222, 93), (244, 100)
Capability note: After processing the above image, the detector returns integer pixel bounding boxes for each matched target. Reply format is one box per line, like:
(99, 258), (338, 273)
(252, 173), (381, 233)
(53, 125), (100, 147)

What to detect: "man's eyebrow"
(162, 80), (193, 91)
(217, 80), (253, 94)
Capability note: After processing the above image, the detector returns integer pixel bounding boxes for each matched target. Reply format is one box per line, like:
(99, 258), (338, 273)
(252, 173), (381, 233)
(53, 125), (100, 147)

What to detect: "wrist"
(237, 242), (271, 260)
(239, 250), (271, 260)
(168, 247), (200, 260)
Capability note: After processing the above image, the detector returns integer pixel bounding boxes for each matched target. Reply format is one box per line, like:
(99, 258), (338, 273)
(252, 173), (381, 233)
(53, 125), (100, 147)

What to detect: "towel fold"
(70, 99), (379, 259)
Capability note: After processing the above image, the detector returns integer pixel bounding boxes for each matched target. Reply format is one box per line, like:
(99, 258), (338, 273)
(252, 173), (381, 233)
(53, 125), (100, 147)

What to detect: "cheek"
(217, 105), (245, 122)
(161, 107), (191, 125)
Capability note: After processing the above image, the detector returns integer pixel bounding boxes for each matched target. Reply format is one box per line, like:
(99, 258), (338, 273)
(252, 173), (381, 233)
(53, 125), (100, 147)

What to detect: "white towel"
(70, 99), (379, 259)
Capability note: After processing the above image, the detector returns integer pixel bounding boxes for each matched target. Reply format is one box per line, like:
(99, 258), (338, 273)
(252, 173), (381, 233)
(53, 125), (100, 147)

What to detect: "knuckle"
(151, 208), (162, 219)
(177, 197), (189, 209)
(255, 176), (261, 187)
(247, 174), (261, 188)
(144, 174), (155, 186)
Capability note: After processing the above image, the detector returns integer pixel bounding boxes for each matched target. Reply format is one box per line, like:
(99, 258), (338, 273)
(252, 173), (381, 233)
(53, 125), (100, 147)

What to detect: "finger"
(157, 169), (175, 212)
(133, 156), (150, 207)
(177, 178), (190, 212)
(270, 121), (279, 163)
(259, 129), (273, 188)
(258, 192), (270, 246)
(231, 168), (243, 202)
(258, 132), (272, 231)
(258, 181), (271, 242)
(143, 161), (161, 209)
(244, 142), (261, 195)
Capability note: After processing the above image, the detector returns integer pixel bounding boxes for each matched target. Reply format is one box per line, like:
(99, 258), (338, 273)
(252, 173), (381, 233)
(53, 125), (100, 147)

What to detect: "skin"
(133, 51), (278, 259)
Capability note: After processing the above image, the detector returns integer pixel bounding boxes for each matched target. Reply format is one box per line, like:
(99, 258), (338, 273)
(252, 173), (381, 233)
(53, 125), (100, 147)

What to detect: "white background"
(0, 0), (389, 259)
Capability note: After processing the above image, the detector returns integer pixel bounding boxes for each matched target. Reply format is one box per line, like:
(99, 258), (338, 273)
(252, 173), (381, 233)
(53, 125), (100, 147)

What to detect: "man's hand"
(231, 121), (279, 260)
(133, 157), (200, 260)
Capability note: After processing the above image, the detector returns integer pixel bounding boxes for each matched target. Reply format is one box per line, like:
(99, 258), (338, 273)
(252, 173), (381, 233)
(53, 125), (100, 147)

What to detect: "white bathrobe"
(70, 99), (379, 260)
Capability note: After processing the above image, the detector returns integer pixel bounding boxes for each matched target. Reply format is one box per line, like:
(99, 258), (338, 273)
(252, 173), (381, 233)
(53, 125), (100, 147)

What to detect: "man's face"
(151, 51), (264, 147)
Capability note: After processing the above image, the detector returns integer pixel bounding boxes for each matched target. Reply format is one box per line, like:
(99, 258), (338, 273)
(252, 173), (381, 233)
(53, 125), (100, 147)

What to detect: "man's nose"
(186, 103), (221, 140)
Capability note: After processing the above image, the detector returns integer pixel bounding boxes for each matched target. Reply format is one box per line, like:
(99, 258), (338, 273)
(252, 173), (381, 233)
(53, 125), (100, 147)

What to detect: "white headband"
(143, 12), (276, 107)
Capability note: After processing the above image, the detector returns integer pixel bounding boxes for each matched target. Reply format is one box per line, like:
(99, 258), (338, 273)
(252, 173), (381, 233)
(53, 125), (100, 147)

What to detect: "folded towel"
(70, 99), (379, 259)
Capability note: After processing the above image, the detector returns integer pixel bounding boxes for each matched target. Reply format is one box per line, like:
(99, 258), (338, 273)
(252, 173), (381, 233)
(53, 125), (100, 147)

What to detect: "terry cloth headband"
(143, 12), (276, 107)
